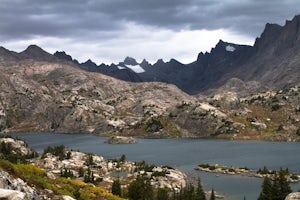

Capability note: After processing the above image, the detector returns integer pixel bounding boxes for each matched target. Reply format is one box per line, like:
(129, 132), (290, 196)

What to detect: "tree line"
(112, 176), (216, 200)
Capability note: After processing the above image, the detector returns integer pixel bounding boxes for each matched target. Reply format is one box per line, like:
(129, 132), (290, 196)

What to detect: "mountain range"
(0, 15), (299, 140)
(54, 15), (300, 95)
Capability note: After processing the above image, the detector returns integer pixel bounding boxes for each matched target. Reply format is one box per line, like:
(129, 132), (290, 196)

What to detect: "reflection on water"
(10, 132), (300, 200)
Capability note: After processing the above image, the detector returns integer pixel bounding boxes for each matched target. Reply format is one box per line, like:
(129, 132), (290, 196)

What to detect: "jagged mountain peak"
(22, 44), (45, 53)
(0, 46), (10, 51)
(124, 56), (138, 65)
(285, 14), (300, 26)
(154, 59), (165, 66)
(82, 59), (97, 67)
(18, 44), (56, 62)
(140, 59), (152, 68)
(168, 58), (182, 65)
(0, 46), (19, 65)
(54, 51), (73, 62)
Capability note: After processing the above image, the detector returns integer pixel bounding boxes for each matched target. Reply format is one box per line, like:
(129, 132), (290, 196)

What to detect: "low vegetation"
(0, 159), (124, 200)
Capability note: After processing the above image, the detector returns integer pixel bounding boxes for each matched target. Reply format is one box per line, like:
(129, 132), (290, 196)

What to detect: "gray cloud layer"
(0, 0), (299, 63)
(1, 0), (299, 40)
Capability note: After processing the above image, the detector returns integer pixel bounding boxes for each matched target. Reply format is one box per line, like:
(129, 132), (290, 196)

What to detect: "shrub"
(271, 104), (281, 111)
(296, 128), (300, 136)
(290, 174), (299, 180)
(198, 164), (210, 169)
(43, 145), (67, 160)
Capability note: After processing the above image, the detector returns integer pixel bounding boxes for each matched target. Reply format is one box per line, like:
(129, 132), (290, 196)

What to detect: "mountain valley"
(0, 16), (299, 141)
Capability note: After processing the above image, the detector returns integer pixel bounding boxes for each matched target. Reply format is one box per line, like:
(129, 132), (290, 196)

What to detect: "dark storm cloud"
(0, 0), (299, 41)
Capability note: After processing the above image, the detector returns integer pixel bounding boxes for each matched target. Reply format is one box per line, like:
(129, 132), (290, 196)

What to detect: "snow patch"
(125, 64), (145, 73)
(226, 45), (236, 52)
(117, 65), (126, 70)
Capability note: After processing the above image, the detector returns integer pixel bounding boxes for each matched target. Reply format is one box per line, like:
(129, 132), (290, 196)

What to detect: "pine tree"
(278, 169), (292, 200)
(157, 188), (169, 200)
(128, 176), (153, 200)
(196, 177), (206, 200)
(83, 167), (94, 183)
(272, 173), (281, 200)
(78, 167), (84, 177)
(112, 179), (122, 196)
(258, 169), (292, 200)
(258, 176), (273, 200)
(209, 188), (215, 200)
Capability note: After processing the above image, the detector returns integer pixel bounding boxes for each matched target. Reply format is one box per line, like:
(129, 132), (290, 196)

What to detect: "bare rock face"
(106, 136), (137, 144)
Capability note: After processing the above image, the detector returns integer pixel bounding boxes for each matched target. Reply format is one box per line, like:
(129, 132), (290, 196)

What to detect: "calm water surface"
(10, 132), (300, 200)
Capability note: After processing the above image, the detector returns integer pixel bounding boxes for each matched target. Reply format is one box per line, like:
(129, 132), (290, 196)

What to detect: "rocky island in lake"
(195, 163), (300, 182)
(105, 136), (138, 144)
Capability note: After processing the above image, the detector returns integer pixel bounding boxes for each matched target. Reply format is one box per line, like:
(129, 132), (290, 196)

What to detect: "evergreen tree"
(278, 169), (292, 200)
(157, 188), (169, 200)
(258, 169), (292, 200)
(272, 173), (280, 200)
(196, 177), (206, 200)
(128, 176), (153, 200)
(120, 154), (126, 162)
(209, 188), (215, 200)
(83, 167), (94, 183)
(112, 179), (122, 197)
(78, 167), (84, 177)
(258, 176), (273, 200)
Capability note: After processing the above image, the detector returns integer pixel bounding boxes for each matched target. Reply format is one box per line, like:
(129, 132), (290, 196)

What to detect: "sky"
(0, 0), (299, 64)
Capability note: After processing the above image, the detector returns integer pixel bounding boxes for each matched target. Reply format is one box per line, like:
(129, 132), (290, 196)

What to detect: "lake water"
(9, 132), (300, 200)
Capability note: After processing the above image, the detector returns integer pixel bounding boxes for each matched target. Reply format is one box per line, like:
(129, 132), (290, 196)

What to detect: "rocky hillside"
(203, 85), (300, 141)
(0, 58), (200, 137)
(0, 50), (299, 140)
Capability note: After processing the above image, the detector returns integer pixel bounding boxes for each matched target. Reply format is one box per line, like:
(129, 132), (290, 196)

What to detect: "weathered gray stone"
(0, 188), (25, 200)
(251, 122), (267, 130)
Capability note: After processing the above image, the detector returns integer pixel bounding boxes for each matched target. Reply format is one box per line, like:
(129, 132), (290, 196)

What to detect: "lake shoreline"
(2, 131), (300, 143)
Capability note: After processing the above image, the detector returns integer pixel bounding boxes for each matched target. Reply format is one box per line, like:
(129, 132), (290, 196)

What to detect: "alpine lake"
(10, 132), (300, 200)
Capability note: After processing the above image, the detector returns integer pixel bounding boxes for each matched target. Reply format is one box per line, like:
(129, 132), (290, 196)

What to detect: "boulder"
(285, 192), (300, 200)
(251, 122), (267, 130)
(0, 188), (25, 200)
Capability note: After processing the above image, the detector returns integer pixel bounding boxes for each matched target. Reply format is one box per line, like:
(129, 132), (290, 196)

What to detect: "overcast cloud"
(0, 0), (299, 64)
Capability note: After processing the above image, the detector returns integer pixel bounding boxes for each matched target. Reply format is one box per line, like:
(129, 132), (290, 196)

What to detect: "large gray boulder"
(0, 189), (25, 200)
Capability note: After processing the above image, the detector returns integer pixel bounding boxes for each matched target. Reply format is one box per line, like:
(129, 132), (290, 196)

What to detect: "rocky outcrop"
(0, 170), (40, 200)
(106, 136), (137, 144)
(251, 122), (267, 130)
(0, 189), (26, 200)
(286, 192), (300, 200)
(0, 169), (76, 200)
(0, 137), (34, 156)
